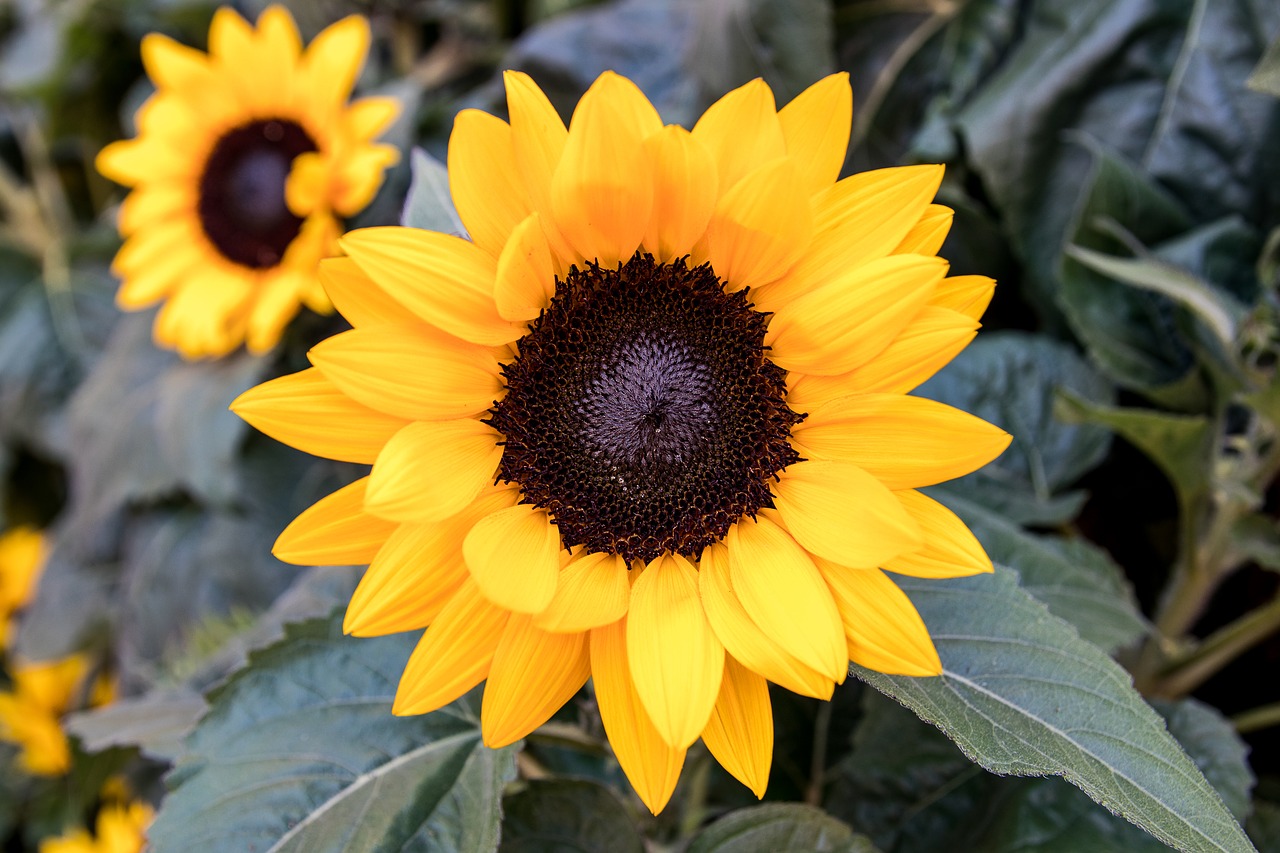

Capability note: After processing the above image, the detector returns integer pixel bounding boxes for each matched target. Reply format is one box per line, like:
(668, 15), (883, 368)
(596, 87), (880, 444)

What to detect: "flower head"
(0, 654), (110, 776)
(39, 799), (153, 853)
(232, 70), (1010, 812)
(0, 526), (45, 646)
(96, 5), (400, 359)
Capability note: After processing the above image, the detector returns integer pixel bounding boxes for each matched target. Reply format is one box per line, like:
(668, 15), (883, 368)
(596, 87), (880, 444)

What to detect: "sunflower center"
(197, 119), (317, 269)
(489, 253), (804, 564)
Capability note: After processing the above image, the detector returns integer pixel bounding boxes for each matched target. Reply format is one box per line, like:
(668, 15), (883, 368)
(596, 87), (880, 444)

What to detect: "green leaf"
(65, 691), (205, 762)
(1246, 36), (1280, 97)
(686, 803), (880, 853)
(498, 779), (644, 853)
(1229, 513), (1280, 572)
(1054, 391), (1214, 508)
(930, 490), (1148, 653)
(1152, 699), (1254, 822)
(149, 613), (517, 853)
(854, 567), (1255, 853)
(916, 331), (1114, 525)
(401, 147), (466, 235)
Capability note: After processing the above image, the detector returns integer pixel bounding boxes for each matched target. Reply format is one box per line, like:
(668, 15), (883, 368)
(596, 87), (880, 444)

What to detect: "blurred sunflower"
(0, 655), (111, 776)
(96, 5), (399, 359)
(0, 525), (45, 646)
(40, 799), (154, 853)
(233, 70), (1010, 812)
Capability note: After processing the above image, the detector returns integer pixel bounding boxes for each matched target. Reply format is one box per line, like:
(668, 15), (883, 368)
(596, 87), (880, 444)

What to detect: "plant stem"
(806, 699), (834, 807)
(1152, 594), (1280, 698)
(1232, 701), (1280, 734)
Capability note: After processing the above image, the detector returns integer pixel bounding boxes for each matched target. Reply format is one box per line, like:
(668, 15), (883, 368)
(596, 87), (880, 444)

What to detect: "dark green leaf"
(498, 779), (644, 853)
(401, 147), (465, 235)
(149, 613), (517, 853)
(916, 331), (1114, 525)
(64, 691), (204, 762)
(1153, 699), (1254, 822)
(686, 803), (880, 853)
(929, 490), (1148, 653)
(1230, 513), (1280, 572)
(854, 567), (1254, 853)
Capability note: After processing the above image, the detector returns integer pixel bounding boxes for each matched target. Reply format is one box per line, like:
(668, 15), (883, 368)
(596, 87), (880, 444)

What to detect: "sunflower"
(39, 800), (154, 853)
(0, 654), (112, 776)
(96, 5), (400, 359)
(0, 525), (45, 647)
(232, 70), (1010, 812)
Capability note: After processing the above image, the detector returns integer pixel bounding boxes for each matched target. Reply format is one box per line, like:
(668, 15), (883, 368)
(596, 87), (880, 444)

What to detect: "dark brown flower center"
(197, 119), (316, 269)
(488, 253), (804, 564)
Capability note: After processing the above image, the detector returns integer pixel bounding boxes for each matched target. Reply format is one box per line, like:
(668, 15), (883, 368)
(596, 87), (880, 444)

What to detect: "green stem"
(1232, 701), (1280, 734)
(1153, 594), (1280, 698)
(806, 699), (834, 807)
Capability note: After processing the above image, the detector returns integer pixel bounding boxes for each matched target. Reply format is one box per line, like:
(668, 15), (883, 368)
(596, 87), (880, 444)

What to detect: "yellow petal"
(894, 204), (953, 256)
(449, 110), (532, 257)
(700, 157), (812, 290)
(345, 486), (518, 636)
(771, 458), (921, 568)
(364, 419), (503, 523)
(117, 183), (194, 236)
(932, 274), (996, 321)
(818, 561), (942, 676)
(790, 394), (1012, 490)
(551, 72), (657, 268)
(698, 542), (834, 699)
(464, 504), (561, 614)
(627, 553), (724, 749)
(393, 577), (509, 715)
(482, 614), (591, 747)
(319, 257), (423, 328)
(691, 79), (786, 197)
(756, 165), (945, 309)
(493, 212), (555, 322)
(340, 227), (523, 346)
(883, 490), (992, 578)
(724, 516), (846, 682)
(230, 367), (409, 464)
(700, 656), (773, 798)
(778, 72), (852, 195)
(590, 617), (686, 814)
(344, 96), (400, 141)
(308, 325), (501, 421)
(208, 7), (255, 63)
(301, 15), (369, 105)
(766, 254), (947, 375)
(274, 477), (397, 566)
(505, 70), (568, 218)
(533, 551), (631, 633)
(642, 125), (718, 262)
(140, 33), (211, 90)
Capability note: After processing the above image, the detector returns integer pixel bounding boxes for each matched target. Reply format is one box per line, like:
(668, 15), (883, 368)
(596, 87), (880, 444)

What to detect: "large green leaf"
(686, 803), (880, 853)
(916, 331), (1114, 525)
(855, 567), (1254, 853)
(149, 613), (517, 853)
(498, 779), (644, 853)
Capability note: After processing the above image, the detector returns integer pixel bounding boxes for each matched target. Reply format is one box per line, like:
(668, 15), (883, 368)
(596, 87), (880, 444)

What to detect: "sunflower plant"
(0, 1), (1278, 851)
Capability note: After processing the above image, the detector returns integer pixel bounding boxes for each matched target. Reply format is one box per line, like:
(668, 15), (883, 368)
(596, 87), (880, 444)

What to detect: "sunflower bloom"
(39, 800), (154, 853)
(0, 526), (45, 646)
(0, 655), (109, 775)
(233, 70), (1010, 812)
(96, 5), (400, 359)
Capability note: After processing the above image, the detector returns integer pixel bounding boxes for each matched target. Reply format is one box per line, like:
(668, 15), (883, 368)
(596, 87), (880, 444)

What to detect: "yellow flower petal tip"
(234, 69), (1007, 813)
(99, 5), (398, 360)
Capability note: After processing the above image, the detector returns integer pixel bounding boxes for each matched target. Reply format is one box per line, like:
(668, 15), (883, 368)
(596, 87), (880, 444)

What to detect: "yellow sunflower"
(96, 5), (400, 359)
(0, 525), (45, 647)
(39, 800), (154, 853)
(232, 70), (1010, 813)
(0, 654), (112, 776)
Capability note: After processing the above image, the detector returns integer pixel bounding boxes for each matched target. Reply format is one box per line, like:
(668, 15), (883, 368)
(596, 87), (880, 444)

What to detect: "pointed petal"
(766, 254), (947, 375)
(698, 542), (834, 699)
(701, 656), (773, 798)
(274, 477), (396, 566)
(464, 504), (562, 614)
(627, 554), (724, 749)
(778, 72), (852, 195)
(771, 458), (921, 567)
(364, 419), (503, 523)
(231, 367), (408, 464)
(393, 578), (509, 715)
(340, 227), (523, 346)
(505, 70), (568, 217)
(691, 79), (786, 197)
(300, 15), (369, 104)
(724, 516), (846, 682)
(482, 614), (590, 747)
(883, 490), (992, 578)
(493, 212), (555, 322)
(642, 125), (718, 262)
(818, 561), (942, 676)
(700, 157), (812, 290)
(345, 486), (519, 636)
(533, 551), (631, 633)
(308, 325), (502, 421)
(319, 257), (423, 328)
(791, 394), (1012, 490)
(932, 274), (996, 321)
(140, 33), (212, 90)
(590, 618), (686, 814)
(449, 110), (532, 257)
(894, 204), (953, 256)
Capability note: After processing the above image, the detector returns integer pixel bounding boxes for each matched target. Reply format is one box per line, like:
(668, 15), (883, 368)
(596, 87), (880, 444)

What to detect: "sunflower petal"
(274, 477), (396, 566)
(894, 204), (954, 256)
(642, 125), (718, 262)
(818, 561), (942, 676)
(778, 72), (852, 195)
(464, 504), (561, 614)
(701, 157), (812, 290)
(505, 70), (568, 216)
(533, 551), (631, 633)
(449, 110), (532, 257)
(883, 490), (992, 578)
(482, 614), (591, 747)
(364, 418), (503, 523)
(691, 78), (786, 197)
(301, 15), (369, 104)
(701, 656), (773, 798)
(493, 212), (555, 322)
(319, 257), (423, 328)
(932, 274), (996, 321)
(591, 618), (686, 814)
(724, 516), (847, 682)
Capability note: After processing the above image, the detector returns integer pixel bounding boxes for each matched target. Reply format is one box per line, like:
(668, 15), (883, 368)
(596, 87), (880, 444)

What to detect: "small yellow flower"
(97, 5), (400, 359)
(0, 655), (90, 775)
(0, 526), (45, 646)
(40, 800), (154, 853)
(234, 70), (1010, 812)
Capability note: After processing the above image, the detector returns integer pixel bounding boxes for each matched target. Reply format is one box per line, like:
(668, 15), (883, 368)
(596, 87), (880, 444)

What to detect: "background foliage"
(1, 0), (1279, 850)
